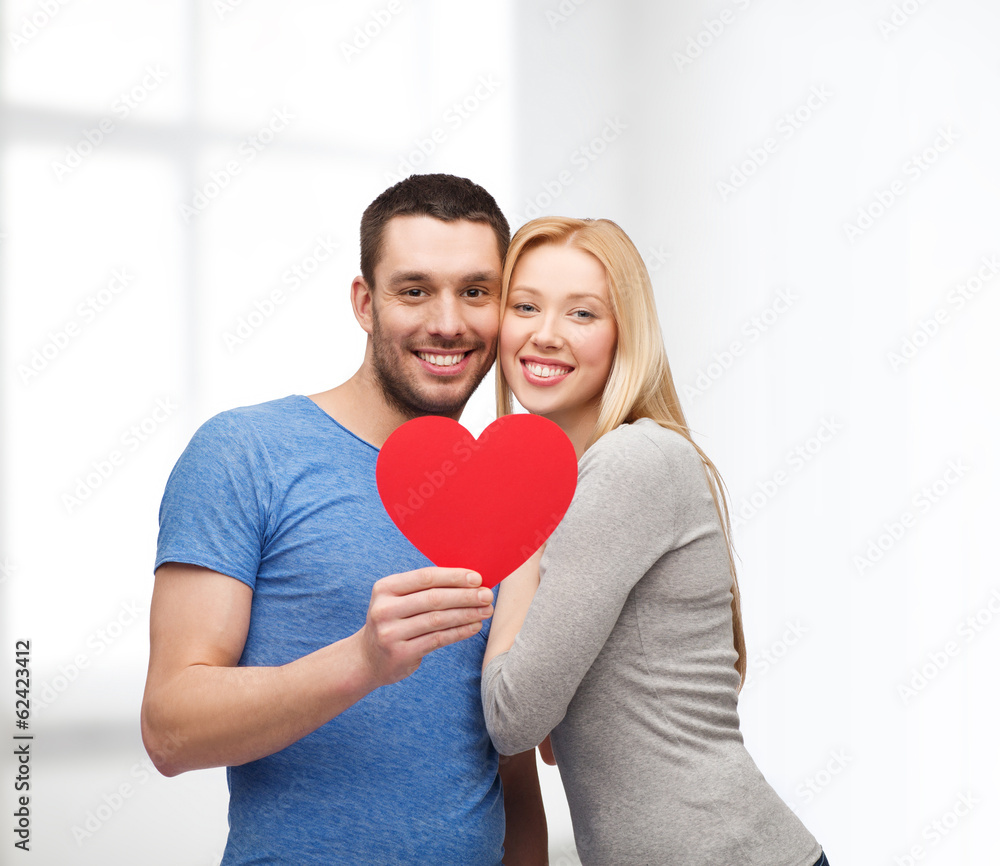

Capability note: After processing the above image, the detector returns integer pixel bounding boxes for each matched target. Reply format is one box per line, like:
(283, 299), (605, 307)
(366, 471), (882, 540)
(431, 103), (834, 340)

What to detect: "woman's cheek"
(498, 324), (520, 380)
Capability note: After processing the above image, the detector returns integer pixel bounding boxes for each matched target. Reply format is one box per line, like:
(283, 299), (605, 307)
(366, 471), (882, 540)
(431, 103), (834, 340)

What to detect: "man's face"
(366, 215), (502, 419)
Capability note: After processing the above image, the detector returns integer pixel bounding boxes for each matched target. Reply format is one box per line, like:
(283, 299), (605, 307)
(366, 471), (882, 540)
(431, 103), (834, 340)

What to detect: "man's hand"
(359, 567), (495, 687)
(538, 735), (556, 766)
(500, 749), (548, 865)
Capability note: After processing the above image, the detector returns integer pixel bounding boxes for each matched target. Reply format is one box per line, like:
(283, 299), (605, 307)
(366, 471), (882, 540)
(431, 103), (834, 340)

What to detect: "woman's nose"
(530, 314), (564, 349)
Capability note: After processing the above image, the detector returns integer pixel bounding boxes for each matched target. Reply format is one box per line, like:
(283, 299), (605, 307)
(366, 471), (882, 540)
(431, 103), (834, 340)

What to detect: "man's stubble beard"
(369, 302), (497, 420)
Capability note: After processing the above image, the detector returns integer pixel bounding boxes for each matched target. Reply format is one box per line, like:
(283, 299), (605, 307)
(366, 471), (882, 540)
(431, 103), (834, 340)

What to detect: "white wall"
(2, 1), (998, 863)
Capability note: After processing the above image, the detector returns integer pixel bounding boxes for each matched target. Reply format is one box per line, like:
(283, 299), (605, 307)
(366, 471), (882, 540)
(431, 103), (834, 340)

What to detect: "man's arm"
(140, 562), (494, 776)
(499, 749), (548, 866)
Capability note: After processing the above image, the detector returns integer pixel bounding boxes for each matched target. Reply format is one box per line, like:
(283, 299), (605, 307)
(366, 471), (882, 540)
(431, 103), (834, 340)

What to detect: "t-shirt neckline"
(293, 394), (381, 454)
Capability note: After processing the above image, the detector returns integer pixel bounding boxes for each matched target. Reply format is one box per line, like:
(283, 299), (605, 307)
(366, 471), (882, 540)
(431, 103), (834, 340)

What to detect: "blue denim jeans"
(814, 853), (830, 866)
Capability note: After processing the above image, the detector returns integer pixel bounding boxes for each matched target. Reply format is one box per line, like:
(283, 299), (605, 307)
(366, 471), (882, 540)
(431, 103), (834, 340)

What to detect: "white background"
(2, 1), (999, 863)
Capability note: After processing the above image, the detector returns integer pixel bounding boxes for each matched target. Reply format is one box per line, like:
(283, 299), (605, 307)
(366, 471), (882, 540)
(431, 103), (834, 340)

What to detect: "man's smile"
(413, 349), (474, 375)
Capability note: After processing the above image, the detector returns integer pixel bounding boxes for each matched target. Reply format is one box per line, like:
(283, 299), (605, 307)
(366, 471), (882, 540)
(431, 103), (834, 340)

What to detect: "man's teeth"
(525, 361), (571, 378)
(417, 351), (466, 367)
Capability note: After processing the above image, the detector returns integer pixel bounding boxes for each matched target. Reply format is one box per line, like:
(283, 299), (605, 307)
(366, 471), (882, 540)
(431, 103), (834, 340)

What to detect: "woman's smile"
(519, 355), (575, 385)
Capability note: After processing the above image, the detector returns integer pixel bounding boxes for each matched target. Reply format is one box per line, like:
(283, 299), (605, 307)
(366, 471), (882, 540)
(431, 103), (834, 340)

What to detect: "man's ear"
(350, 276), (375, 335)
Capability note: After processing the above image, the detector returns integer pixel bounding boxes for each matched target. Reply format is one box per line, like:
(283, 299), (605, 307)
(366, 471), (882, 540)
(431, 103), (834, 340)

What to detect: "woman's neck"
(542, 401), (601, 461)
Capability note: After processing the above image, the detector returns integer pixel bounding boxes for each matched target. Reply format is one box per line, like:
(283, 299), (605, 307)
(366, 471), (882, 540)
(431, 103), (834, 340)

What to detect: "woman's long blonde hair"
(496, 216), (747, 688)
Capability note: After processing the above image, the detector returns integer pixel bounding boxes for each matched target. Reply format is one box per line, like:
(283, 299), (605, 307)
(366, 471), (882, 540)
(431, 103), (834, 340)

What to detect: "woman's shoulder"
(575, 418), (711, 513)
(578, 418), (705, 498)
(585, 417), (700, 467)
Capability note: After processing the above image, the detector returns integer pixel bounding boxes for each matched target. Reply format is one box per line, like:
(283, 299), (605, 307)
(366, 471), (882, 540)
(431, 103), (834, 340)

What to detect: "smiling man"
(141, 175), (546, 864)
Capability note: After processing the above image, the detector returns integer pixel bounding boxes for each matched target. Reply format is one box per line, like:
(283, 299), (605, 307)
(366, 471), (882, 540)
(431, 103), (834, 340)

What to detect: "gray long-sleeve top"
(482, 418), (822, 866)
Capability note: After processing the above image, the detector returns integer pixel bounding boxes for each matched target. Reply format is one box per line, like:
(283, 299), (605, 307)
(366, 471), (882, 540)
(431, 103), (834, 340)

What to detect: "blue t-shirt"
(155, 395), (504, 865)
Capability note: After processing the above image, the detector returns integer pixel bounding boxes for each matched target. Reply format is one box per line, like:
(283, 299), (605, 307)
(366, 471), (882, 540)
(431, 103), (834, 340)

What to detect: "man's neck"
(308, 366), (461, 449)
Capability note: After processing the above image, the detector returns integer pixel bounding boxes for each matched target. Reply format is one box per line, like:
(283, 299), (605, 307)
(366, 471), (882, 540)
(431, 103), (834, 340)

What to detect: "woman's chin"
(510, 393), (546, 416)
(511, 393), (565, 420)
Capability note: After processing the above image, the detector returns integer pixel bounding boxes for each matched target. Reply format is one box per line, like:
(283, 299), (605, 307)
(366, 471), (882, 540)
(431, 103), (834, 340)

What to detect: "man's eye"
(405, 288), (424, 296)
(465, 288), (486, 298)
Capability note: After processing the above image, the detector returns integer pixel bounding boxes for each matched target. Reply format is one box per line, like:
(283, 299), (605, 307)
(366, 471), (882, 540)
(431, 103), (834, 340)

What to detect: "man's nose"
(425, 294), (468, 339)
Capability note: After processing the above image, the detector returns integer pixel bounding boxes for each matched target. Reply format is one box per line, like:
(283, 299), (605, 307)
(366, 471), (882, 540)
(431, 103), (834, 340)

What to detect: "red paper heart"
(376, 414), (578, 588)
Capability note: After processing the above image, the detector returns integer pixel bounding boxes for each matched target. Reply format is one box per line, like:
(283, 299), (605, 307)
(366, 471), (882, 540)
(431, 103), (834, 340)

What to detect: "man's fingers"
(408, 619), (485, 655)
(373, 583), (494, 623)
(393, 604), (493, 642)
(405, 585), (494, 615)
(379, 567), (483, 596)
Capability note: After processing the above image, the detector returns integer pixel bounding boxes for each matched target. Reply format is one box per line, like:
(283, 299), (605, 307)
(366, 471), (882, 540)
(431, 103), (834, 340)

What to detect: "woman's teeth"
(525, 361), (571, 378)
(417, 351), (466, 366)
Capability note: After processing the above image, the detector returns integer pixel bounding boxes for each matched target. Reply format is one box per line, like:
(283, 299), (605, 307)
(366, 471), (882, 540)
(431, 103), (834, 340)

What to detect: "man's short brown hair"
(359, 174), (510, 289)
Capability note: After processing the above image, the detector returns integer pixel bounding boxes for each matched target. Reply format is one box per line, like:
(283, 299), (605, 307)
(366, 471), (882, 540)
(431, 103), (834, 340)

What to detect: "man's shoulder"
(194, 394), (308, 443)
(211, 393), (305, 424)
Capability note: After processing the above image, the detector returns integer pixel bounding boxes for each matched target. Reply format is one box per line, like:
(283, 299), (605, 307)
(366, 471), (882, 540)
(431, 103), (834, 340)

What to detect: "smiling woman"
(482, 216), (828, 866)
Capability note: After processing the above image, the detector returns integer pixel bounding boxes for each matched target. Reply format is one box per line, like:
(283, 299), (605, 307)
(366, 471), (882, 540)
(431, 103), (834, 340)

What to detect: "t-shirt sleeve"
(154, 410), (275, 589)
(481, 424), (707, 755)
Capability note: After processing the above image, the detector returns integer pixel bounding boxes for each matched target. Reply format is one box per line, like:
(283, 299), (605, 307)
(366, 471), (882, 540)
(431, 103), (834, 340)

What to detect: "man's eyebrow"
(386, 271), (432, 286)
(385, 270), (500, 286)
(462, 270), (500, 284)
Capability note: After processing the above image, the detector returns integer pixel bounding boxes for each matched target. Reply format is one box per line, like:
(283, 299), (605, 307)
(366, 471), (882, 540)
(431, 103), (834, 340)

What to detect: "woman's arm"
(483, 545), (544, 669)
(481, 424), (701, 755)
(484, 545), (558, 767)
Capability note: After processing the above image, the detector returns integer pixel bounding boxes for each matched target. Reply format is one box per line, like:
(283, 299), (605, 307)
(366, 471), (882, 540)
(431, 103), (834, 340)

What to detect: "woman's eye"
(513, 303), (536, 313)
(573, 310), (594, 319)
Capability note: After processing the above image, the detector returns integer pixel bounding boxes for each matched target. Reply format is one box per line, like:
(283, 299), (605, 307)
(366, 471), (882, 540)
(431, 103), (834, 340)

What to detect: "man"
(141, 174), (547, 864)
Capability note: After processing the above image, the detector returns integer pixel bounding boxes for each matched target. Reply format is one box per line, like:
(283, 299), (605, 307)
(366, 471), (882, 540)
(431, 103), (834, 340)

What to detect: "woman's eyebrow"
(565, 291), (607, 303)
(509, 285), (607, 304)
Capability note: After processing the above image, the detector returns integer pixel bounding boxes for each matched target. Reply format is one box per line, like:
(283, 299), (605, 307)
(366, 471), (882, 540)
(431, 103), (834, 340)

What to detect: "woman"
(481, 217), (828, 865)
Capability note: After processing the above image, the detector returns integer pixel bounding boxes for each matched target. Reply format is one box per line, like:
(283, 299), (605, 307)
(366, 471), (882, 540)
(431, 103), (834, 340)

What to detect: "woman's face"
(500, 242), (618, 429)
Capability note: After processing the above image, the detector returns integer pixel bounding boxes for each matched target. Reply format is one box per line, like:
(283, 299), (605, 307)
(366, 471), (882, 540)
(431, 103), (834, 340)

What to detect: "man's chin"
(408, 379), (482, 417)
(373, 348), (494, 418)
(379, 376), (478, 419)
